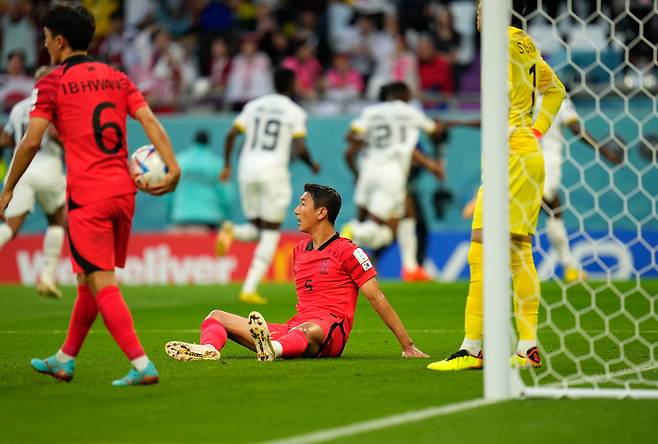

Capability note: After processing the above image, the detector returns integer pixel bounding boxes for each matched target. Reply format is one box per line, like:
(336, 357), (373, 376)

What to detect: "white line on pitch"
(259, 398), (497, 444)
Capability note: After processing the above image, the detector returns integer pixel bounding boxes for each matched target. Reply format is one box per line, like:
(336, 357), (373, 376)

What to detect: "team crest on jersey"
(353, 248), (369, 264)
(319, 259), (330, 275)
(361, 260), (373, 271)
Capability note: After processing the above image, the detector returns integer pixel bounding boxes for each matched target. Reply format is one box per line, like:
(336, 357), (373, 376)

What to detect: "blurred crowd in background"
(1, 0), (657, 115)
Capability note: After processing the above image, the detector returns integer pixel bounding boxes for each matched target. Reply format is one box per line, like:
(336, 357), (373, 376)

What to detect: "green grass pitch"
(1, 281), (656, 443)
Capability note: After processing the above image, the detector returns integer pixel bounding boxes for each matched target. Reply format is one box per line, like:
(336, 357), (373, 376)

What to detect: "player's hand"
(311, 162), (321, 174)
(147, 167), (181, 196)
(219, 166), (231, 182)
(0, 189), (12, 222)
(402, 344), (430, 358)
(600, 145), (623, 165)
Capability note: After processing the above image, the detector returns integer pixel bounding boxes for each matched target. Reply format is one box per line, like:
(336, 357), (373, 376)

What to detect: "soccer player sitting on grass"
(166, 184), (429, 361)
(0, 5), (181, 386)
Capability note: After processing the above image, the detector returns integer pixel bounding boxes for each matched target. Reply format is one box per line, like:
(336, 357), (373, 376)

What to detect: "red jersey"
(30, 55), (147, 206)
(292, 233), (377, 334)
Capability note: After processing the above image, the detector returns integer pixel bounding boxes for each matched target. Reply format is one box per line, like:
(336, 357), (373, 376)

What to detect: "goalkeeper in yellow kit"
(428, 0), (565, 371)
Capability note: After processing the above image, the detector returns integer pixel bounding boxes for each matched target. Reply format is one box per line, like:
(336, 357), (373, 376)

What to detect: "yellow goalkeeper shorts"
(472, 151), (544, 237)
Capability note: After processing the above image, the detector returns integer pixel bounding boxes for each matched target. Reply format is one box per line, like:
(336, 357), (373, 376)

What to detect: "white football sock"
(517, 339), (537, 355)
(131, 355), (150, 371)
(372, 223), (393, 249)
(272, 340), (283, 358)
(460, 338), (482, 356)
(397, 217), (419, 270)
(242, 229), (280, 294)
(349, 220), (369, 246)
(352, 220), (393, 249)
(233, 223), (259, 241)
(56, 349), (75, 363)
(546, 216), (577, 269)
(41, 226), (65, 282)
(0, 224), (13, 249)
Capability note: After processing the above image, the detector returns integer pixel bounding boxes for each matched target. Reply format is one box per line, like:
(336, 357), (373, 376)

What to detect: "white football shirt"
(233, 93), (307, 181)
(350, 100), (436, 175)
(3, 96), (63, 175)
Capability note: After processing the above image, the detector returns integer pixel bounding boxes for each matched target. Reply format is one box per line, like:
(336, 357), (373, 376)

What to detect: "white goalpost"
(482, 0), (658, 400)
(481, 0), (513, 401)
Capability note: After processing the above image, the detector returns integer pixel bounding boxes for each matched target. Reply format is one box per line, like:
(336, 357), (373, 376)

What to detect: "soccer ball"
(129, 145), (168, 187)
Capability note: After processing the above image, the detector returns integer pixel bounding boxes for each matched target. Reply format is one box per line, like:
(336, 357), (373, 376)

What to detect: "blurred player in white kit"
(0, 66), (66, 298)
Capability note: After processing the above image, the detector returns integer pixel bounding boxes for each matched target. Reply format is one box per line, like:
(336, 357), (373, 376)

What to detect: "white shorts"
(4, 166), (66, 218)
(542, 149), (563, 201)
(239, 177), (292, 223)
(354, 165), (406, 221)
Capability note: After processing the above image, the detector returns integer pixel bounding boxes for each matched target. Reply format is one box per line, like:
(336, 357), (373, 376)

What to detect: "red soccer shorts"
(67, 193), (135, 274)
(267, 313), (349, 358)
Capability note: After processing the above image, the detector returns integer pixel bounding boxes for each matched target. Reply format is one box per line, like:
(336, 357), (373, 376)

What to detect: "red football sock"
(278, 329), (309, 359)
(200, 317), (227, 351)
(96, 286), (145, 360)
(61, 285), (98, 357)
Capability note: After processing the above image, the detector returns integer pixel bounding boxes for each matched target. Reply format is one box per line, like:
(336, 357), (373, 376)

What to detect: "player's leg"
(239, 219), (280, 304)
(398, 193), (431, 282)
(30, 272), (92, 382)
(542, 151), (584, 282)
(166, 309), (251, 360)
(0, 213), (28, 249)
(30, 272), (98, 382)
(428, 188), (485, 371)
(0, 180), (34, 250)
(247, 313), (325, 362)
(341, 169), (372, 239)
(510, 234), (542, 368)
(36, 205), (66, 299)
(216, 181), (260, 255)
(351, 182), (398, 250)
(543, 196), (584, 282)
(509, 152), (543, 368)
(34, 168), (67, 298)
(239, 178), (288, 304)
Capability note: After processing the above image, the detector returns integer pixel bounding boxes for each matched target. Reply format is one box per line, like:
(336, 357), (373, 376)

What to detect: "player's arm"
(533, 58), (566, 137)
(134, 106), (181, 195)
(565, 120), (623, 165)
(292, 138), (320, 173)
(0, 117), (49, 220)
(412, 147), (445, 181)
(344, 129), (364, 181)
(443, 119), (481, 129)
(220, 125), (241, 182)
(360, 277), (430, 358)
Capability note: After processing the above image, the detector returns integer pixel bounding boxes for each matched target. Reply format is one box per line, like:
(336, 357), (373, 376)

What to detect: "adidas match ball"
(129, 145), (168, 187)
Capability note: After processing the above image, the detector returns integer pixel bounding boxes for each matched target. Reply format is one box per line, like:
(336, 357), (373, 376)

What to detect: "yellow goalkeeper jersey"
(508, 26), (565, 153)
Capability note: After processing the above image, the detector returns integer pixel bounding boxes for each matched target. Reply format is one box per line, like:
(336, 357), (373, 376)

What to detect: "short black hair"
(378, 83), (390, 101)
(385, 81), (411, 101)
(304, 183), (341, 225)
(40, 5), (96, 51)
(274, 68), (296, 94)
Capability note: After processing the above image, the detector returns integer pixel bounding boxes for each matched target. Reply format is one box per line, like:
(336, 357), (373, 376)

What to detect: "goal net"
(483, 0), (658, 399)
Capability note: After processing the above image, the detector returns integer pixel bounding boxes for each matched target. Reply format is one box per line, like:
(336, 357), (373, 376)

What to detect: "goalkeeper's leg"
(511, 238), (542, 368)
(428, 239), (483, 371)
